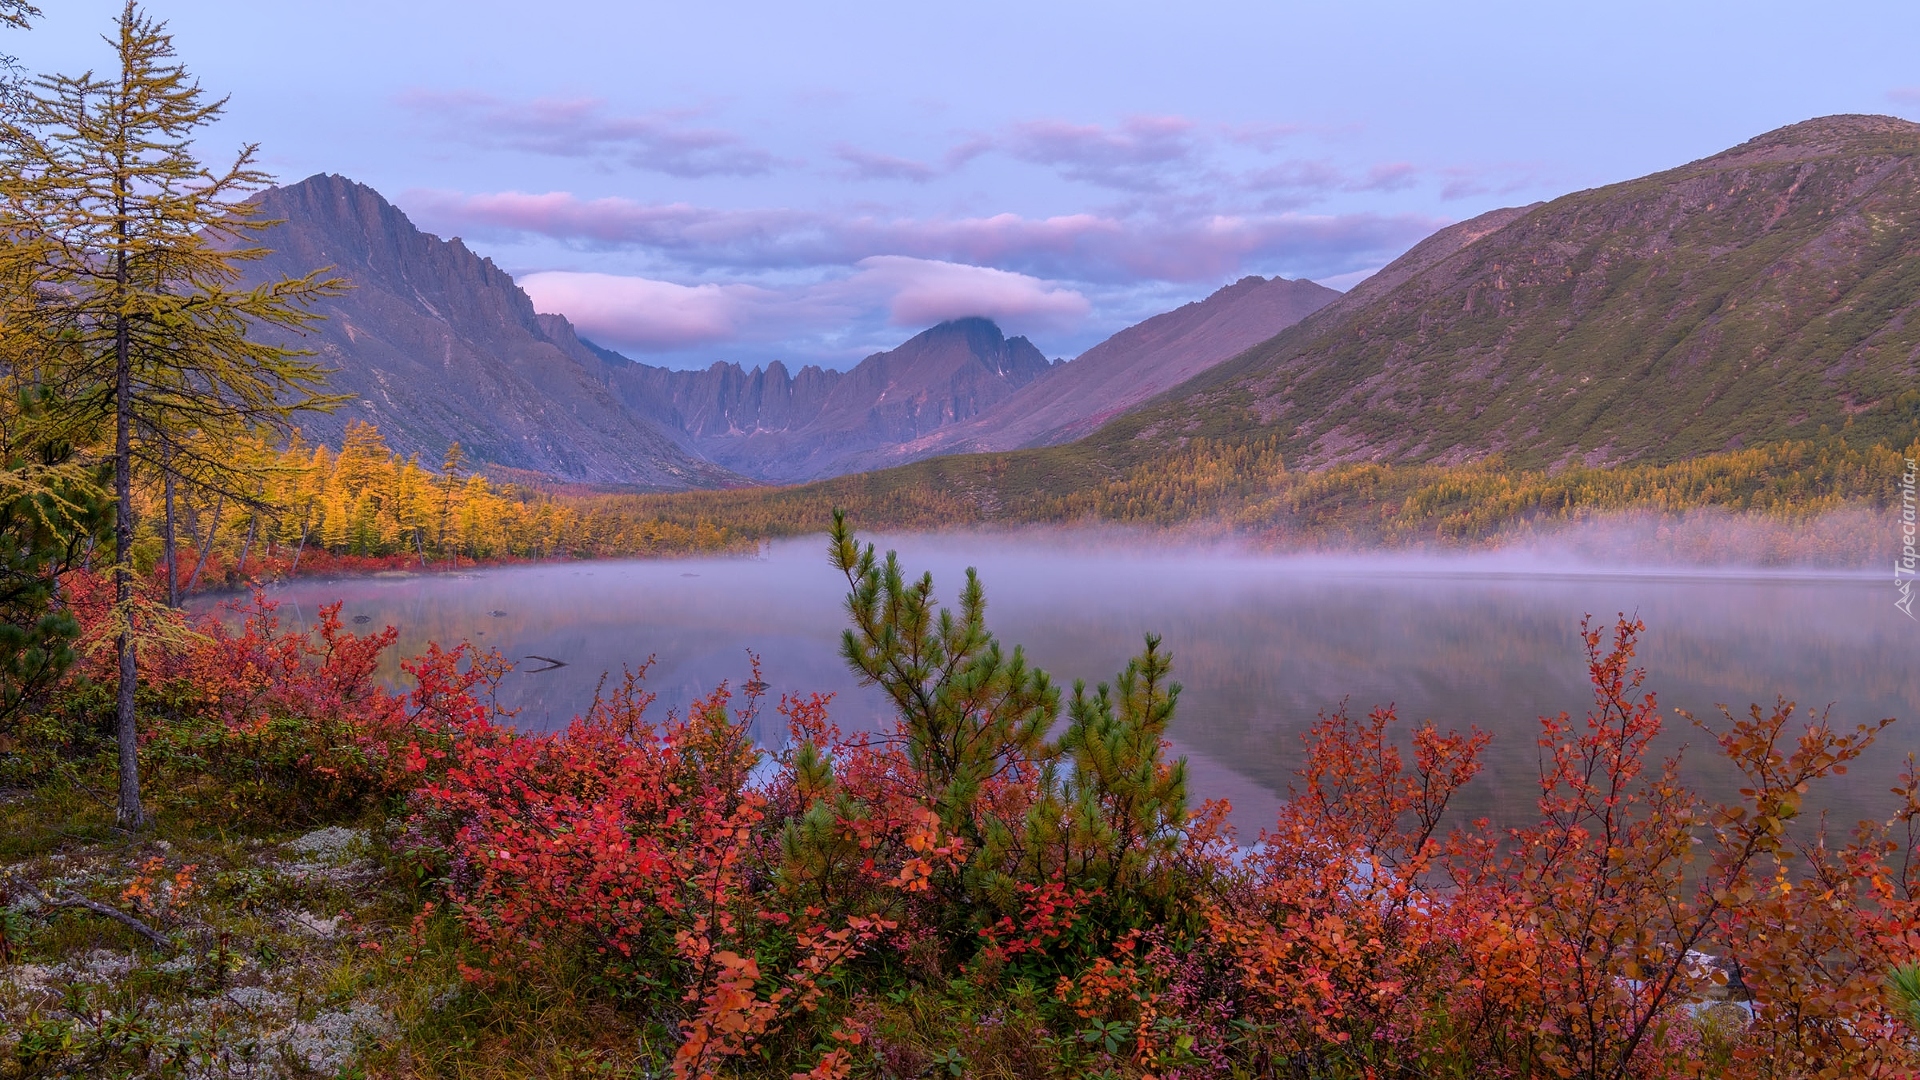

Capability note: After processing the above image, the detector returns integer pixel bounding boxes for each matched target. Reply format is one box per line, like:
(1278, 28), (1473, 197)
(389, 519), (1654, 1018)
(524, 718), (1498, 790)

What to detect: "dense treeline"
(578, 433), (1920, 552)
(137, 422), (744, 589)
(145, 425), (1918, 591)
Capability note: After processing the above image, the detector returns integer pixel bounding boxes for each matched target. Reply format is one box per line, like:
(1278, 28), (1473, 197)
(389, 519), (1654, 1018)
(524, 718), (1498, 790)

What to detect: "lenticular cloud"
(519, 258), (1088, 356)
(520, 271), (767, 350)
(847, 256), (1090, 329)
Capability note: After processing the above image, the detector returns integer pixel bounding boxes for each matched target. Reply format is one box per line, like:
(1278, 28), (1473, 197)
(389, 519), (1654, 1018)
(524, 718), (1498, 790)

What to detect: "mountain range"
(241, 175), (734, 489)
(243, 176), (1335, 488)
(599, 317), (1057, 483)
(248, 114), (1920, 495)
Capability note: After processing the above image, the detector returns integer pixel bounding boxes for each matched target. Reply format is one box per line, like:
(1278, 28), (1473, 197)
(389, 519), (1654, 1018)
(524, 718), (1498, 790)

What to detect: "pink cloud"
(398, 90), (777, 177)
(517, 259), (1087, 353)
(520, 271), (770, 349)
(405, 187), (1440, 286)
(844, 256), (1090, 329)
(1890, 87), (1920, 105)
(405, 189), (815, 251)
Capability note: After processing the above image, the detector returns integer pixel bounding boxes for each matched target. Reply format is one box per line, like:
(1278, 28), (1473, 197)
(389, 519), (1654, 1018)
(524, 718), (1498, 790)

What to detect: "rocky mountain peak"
(1695, 114), (1920, 168)
(237, 175), (736, 489)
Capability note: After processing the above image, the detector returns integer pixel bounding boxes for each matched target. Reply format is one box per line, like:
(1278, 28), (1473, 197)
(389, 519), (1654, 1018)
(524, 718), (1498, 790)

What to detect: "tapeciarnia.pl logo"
(1899, 457), (1917, 620)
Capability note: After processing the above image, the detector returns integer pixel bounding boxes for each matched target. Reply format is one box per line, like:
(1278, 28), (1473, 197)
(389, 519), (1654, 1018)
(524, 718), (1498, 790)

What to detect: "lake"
(241, 533), (1920, 835)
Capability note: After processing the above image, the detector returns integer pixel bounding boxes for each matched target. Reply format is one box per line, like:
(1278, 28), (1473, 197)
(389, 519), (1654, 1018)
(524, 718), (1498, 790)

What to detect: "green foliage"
(1892, 961), (1920, 1035)
(1029, 634), (1189, 906)
(0, 390), (107, 730)
(830, 508), (1059, 907)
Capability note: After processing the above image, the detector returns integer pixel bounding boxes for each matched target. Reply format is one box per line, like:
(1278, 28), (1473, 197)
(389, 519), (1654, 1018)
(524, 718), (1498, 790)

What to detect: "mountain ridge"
(242, 173), (1350, 487)
(825, 274), (1339, 473)
(1080, 113), (1920, 471)
(601, 318), (1058, 483)
(240, 174), (738, 489)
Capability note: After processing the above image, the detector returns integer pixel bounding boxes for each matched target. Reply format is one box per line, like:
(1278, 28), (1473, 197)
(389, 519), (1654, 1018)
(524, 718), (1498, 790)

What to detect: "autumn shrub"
(1196, 615), (1920, 1080)
(14, 573), (504, 826)
(1202, 701), (1489, 1074)
(407, 665), (895, 1079)
(10, 518), (1918, 1079)
(392, 525), (1920, 1079)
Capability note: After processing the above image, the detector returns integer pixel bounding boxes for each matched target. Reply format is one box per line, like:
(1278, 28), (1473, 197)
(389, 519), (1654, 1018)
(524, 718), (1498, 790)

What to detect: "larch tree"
(0, 2), (344, 828)
(0, 3), (112, 737)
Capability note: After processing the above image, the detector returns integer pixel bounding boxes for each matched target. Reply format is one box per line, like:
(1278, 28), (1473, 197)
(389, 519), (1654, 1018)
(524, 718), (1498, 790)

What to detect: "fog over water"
(244, 531), (1920, 834)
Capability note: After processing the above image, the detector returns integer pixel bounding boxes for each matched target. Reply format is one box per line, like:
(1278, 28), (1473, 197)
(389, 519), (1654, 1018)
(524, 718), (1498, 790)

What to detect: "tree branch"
(15, 879), (174, 951)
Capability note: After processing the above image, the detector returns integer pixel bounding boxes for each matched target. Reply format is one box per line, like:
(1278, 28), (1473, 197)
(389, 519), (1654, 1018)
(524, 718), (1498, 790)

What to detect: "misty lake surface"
(246, 534), (1920, 833)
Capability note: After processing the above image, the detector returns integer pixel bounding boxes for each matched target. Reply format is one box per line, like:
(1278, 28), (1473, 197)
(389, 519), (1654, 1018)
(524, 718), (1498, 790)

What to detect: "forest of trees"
(593, 431), (1920, 551)
(143, 424), (1920, 593)
(138, 422), (743, 590)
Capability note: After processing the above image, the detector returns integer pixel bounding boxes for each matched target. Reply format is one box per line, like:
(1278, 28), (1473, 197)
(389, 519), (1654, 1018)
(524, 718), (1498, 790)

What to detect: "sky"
(13, 1), (1920, 370)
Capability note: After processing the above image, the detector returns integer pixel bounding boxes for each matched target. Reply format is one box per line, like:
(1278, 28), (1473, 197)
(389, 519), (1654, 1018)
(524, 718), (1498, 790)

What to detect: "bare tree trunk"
(184, 491), (224, 593)
(414, 526), (427, 568)
(289, 504), (311, 576)
(113, 229), (144, 831)
(234, 513), (257, 579)
(162, 437), (177, 607)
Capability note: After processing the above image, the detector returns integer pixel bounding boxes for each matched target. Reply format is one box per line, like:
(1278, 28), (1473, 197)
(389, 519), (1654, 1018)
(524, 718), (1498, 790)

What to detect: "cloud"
(831, 144), (939, 182)
(1220, 121), (1311, 151)
(1244, 159), (1346, 193)
(519, 272), (772, 350)
(404, 188), (1441, 285)
(518, 260), (1087, 356)
(1891, 87), (1920, 105)
(1243, 158), (1420, 197)
(398, 90), (777, 177)
(1001, 115), (1203, 190)
(843, 256), (1090, 329)
(1357, 162), (1418, 192)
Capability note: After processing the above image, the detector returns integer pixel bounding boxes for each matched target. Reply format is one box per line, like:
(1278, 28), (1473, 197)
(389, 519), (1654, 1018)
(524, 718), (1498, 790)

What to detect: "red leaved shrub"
(60, 572), (504, 822)
(413, 668), (898, 1079)
(41, 544), (1920, 1078)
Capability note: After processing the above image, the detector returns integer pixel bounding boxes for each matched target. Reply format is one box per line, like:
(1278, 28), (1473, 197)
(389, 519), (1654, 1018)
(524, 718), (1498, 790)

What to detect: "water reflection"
(234, 535), (1920, 834)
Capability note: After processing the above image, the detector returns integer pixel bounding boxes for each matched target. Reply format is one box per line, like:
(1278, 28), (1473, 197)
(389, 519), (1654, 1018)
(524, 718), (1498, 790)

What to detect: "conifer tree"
(829, 509), (1058, 910)
(827, 511), (1196, 942)
(0, 389), (107, 728)
(1027, 634), (1189, 901)
(439, 440), (464, 558)
(0, 2), (35, 106)
(0, 3), (343, 827)
(0, 3), (110, 736)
